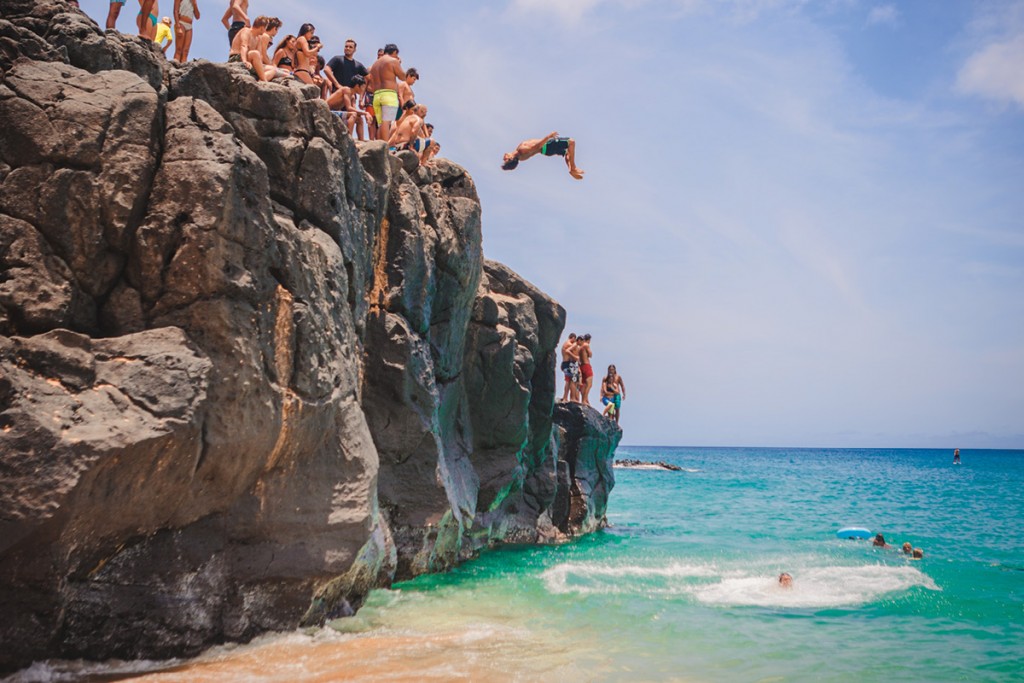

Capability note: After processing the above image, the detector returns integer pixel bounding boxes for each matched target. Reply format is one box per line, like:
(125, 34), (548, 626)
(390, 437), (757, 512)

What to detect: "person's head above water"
(902, 542), (912, 554)
(873, 534), (887, 547)
(778, 573), (793, 588)
(913, 548), (924, 559)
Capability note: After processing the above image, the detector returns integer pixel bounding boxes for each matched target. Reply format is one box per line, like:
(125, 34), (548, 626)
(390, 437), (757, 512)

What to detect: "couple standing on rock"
(560, 333), (591, 404)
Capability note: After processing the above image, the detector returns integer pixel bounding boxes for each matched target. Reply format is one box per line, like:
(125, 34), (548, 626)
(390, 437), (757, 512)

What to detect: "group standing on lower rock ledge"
(560, 333), (626, 426)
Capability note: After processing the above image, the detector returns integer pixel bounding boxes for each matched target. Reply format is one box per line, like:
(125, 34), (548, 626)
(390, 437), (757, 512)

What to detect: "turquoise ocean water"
(16, 446), (1024, 682)
(338, 446), (1024, 682)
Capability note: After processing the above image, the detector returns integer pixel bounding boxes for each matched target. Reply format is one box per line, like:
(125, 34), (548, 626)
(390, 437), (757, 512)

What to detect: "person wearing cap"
(502, 131), (585, 180)
(154, 15), (174, 54)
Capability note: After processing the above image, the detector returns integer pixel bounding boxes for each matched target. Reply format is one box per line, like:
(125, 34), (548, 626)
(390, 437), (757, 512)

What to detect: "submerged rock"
(0, 0), (620, 672)
(614, 459), (683, 471)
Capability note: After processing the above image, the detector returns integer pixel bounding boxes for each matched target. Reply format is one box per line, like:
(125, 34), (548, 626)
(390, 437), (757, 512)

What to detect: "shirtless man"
(502, 131), (585, 180)
(326, 76), (372, 138)
(397, 68), (419, 113)
(422, 124), (440, 163)
(173, 0), (199, 62)
(368, 44), (405, 141)
(560, 333), (581, 403)
(221, 0), (248, 47)
(578, 333), (594, 405)
(387, 104), (427, 151)
(228, 15), (276, 81)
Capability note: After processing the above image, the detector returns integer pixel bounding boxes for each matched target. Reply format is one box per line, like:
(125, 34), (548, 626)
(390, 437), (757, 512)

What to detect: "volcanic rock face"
(0, 1), (621, 672)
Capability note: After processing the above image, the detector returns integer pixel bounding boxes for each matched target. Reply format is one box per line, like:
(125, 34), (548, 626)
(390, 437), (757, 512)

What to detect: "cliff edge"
(0, 1), (621, 672)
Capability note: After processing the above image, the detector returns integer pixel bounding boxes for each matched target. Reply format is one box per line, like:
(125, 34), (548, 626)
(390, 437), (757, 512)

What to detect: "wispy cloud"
(866, 4), (899, 27)
(507, 0), (610, 24)
(956, 33), (1024, 108)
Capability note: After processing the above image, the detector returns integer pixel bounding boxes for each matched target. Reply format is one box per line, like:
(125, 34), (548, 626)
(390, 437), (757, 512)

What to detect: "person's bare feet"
(570, 169), (584, 180)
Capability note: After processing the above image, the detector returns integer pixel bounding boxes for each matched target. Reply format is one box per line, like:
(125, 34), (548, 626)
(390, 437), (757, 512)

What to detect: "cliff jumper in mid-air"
(502, 132), (585, 179)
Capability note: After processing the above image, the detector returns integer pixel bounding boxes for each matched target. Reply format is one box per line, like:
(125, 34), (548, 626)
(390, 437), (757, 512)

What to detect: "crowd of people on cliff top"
(93, 0), (440, 166)
(560, 333), (626, 425)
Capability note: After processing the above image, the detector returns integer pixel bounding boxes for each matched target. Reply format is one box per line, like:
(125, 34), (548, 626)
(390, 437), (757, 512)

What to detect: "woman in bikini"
(271, 34), (296, 76)
(293, 23), (320, 86)
(600, 365), (626, 424)
(173, 0), (199, 62)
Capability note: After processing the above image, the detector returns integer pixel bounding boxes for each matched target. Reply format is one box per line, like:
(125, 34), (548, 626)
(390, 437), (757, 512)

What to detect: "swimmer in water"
(902, 542), (913, 555)
(913, 548), (924, 559)
(873, 533), (891, 549)
(778, 572), (793, 588)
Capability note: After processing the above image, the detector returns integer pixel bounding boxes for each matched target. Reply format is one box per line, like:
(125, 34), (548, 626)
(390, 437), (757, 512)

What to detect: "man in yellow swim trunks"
(367, 43), (405, 142)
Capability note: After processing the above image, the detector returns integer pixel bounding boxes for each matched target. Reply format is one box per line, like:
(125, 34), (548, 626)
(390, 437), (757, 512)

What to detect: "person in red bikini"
(578, 333), (594, 405)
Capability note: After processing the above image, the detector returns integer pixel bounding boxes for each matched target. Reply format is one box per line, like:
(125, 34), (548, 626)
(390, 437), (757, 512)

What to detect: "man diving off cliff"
(502, 132), (585, 179)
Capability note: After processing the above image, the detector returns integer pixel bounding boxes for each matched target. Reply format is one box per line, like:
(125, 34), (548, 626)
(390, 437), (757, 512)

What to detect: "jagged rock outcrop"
(0, 1), (620, 673)
(552, 402), (621, 534)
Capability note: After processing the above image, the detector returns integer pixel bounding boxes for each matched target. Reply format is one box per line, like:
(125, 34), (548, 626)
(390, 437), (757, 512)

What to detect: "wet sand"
(67, 622), (601, 683)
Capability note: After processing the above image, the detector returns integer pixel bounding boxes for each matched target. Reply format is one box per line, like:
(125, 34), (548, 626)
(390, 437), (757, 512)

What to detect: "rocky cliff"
(0, 1), (621, 672)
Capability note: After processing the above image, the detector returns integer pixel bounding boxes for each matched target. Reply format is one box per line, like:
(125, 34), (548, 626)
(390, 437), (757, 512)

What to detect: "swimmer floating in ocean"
(502, 131), (585, 179)
(778, 572), (793, 588)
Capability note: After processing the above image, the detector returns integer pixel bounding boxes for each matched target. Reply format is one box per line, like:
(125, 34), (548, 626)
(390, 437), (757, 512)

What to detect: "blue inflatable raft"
(836, 527), (873, 540)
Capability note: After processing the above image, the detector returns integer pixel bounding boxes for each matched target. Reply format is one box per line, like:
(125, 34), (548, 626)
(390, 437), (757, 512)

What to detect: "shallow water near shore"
(14, 447), (1024, 682)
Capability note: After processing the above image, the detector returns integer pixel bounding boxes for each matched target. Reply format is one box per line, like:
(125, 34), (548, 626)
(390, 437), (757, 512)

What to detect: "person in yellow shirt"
(154, 16), (174, 55)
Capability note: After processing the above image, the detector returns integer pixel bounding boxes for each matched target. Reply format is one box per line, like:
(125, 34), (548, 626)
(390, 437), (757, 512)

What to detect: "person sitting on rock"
(271, 34), (296, 76)
(386, 103), (427, 153)
(228, 15), (278, 82)
(502, 131), (585, 180)
(326, 76), (372, 139)
(410, 122), (438, 165)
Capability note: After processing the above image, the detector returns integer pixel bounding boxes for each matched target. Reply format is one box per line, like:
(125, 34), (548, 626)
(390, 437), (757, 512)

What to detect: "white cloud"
(956, 33), (1024, 108)
(507, 0), (609, 24)
(866, 5), (899, 27)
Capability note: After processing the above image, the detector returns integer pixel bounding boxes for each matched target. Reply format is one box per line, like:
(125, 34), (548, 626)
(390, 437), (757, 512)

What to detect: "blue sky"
(81, 0), (1024, 448)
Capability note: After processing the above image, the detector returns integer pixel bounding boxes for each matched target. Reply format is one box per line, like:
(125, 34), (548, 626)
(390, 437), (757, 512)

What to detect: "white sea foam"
(692, 564), (939, 608)
(542, 560), (939, 608)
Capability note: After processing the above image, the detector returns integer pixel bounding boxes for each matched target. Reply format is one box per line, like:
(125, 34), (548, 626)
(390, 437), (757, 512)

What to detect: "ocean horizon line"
(618, 443), (1024, 452)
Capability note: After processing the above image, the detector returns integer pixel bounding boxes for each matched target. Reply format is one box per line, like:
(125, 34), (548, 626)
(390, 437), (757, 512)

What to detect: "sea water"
(14, 447), (1024, 682)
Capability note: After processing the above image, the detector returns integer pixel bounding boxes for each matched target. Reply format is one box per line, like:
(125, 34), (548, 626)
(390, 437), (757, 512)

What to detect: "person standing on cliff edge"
(502, 132), (585, 179)
(578, 334), (594, 405)
(368, 44), (405, 142)
(560, 333), (581, 403)
(221, 0), (249, 47)
(601, 364), (626, 424)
